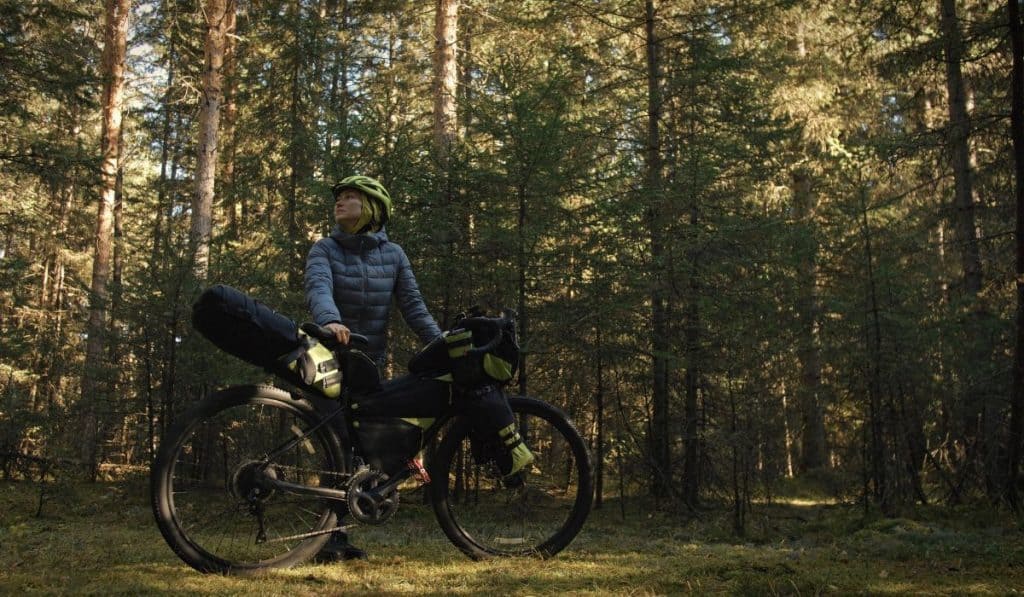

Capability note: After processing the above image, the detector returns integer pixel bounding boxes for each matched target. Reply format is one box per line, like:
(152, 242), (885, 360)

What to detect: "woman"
(304, 175), (441, 562)
(305, 175), (441, 365)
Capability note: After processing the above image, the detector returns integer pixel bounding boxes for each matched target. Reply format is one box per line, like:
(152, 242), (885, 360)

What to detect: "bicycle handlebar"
(300, 322), (370, 350)
(455, 313), (514, 356)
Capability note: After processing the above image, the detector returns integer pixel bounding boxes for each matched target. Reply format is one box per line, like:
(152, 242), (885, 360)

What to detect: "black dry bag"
(191, 285), (343, 398)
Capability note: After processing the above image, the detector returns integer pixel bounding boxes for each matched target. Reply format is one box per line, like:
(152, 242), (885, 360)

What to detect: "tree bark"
(792, 170), (827, 471)
(645, 0), (671, 499)
(190, 0), (234, 281)
(222, 2), (239, 236)
(1007, 0), (1024, 509)
(595, 328), (605, 509)
(324, 0), (350, 174)
(939, 0), (992, 496)
(433, 0), (458, 165)
(517, 181), (530, 397)
(433, 0), (460, 329)
(152, 4), (176, 272)
(82, 0), (130, 476)
(286, 1), (307, 288)
(859, 187), (892, 514)
(112, 121), (126, 329)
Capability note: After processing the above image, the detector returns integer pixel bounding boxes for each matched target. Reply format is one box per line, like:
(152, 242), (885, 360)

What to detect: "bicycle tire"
(430, 395), (594, 559)
(150, 385), (345, 575)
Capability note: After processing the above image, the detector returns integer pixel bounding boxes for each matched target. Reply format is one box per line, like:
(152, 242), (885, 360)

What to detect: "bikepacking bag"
(191, 285), (343, 398)
(349, 374), (452, 474)
(407, 315), (519, 388)
(463, 385), (535, 479)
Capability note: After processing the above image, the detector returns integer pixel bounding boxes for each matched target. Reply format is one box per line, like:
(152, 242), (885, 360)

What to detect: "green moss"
(1, 480), (1023, 595)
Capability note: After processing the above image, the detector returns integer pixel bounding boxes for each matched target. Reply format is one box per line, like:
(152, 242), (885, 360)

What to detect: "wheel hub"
(230, 460), (278, 501)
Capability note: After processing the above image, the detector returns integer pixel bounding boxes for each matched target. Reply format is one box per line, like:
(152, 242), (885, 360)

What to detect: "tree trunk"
(939, 0), (989, 481)
(682, 206), (700, 508)
(222, 3), (239, 237)
(433, 0), (460, 328)
(324, 0), (350, 174)
(517, 181), (529, 397)
(190, 0), (234, 281)
(595, 329), (605, 509)
(112, 121), (126, 331)
(859, 187), (892, 515)
(82, 0), (130, 477)
(286, 1), (312, 288)
(1007, 0), (1024, 509)
(792, 169), (827, 471)
(152, 8), (176, 273)
(645, 0), (671, 498)
(433, 0), (458, 164)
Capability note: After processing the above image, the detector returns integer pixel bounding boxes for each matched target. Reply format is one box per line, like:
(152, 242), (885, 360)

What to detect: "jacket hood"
(330, 225), (389, 251)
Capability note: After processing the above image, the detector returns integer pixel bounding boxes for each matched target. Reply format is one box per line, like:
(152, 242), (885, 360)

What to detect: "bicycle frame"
(254, 381), (459, 506)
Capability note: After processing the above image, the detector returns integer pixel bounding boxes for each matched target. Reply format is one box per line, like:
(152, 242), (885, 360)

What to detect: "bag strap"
(277, 334), (314, 369)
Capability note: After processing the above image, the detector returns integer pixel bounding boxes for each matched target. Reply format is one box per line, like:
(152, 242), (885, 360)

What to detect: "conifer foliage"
(0, 0), (1019, 516)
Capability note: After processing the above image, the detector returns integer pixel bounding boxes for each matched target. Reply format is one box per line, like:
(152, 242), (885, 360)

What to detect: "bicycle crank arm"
(366, 467), (413, 500)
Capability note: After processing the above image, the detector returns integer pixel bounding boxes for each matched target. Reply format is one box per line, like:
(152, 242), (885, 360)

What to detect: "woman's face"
(334, 188), (364, 228)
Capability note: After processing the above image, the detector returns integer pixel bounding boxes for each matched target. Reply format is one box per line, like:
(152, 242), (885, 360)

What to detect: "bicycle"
(150, 314), (594, 575)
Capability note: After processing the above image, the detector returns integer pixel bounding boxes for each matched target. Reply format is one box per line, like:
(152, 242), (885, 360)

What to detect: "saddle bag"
(191, 285), (343, 398)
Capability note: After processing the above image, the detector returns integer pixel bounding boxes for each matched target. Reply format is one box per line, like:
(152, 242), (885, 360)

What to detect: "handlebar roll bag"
(408, 319), (518, 388)
(191, 284), (342, 398)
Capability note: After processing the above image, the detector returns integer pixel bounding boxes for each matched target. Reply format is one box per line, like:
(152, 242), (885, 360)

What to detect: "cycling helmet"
(331, 175), (392, 228)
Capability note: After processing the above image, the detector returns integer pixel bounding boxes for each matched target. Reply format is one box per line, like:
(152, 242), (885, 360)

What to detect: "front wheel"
(150, 385), (346, 575)
(430, 395), (594, 559)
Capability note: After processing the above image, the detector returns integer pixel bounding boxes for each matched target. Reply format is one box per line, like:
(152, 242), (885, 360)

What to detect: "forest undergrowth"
(0, 478), (1022, 595)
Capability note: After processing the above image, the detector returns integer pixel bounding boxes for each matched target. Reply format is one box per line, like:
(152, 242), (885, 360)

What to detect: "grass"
(1, 478), (1023, 595)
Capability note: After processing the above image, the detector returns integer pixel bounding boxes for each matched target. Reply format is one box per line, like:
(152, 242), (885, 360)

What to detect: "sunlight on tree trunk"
(82, 0), (130, 478)
(191, 0), (234, 282)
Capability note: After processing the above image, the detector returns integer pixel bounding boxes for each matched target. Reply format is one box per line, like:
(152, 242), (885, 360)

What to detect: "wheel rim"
(165, 398), (342, 568)
(439, 405), (590, 556)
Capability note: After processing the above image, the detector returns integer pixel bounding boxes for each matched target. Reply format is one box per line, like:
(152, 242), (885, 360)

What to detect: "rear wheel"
(150, 385), (346, 574)
(430, 395), (593, 559)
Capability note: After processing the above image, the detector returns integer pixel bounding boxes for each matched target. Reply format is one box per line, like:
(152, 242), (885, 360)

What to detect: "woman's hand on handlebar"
(324, 322), (351, 346)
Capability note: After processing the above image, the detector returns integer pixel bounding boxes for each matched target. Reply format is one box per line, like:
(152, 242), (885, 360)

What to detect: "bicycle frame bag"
(349, 374), (451, 474)
(191, 285), (343, 398)
(408, 315), (518, 388)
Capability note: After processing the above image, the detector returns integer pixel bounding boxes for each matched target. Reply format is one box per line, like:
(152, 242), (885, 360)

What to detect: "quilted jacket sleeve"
(393, 245), (442, 344)
(304, 239), (343, 326)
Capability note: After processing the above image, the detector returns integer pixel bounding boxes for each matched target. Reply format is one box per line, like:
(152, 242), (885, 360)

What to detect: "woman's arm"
(394, 246), (442, 343)
(304, 240), (344, 327)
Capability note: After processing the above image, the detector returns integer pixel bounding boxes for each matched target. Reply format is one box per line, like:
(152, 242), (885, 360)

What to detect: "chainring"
(346, 467), (399, 525)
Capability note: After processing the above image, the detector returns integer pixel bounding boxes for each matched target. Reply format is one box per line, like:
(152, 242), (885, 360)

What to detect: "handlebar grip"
(458, 317), (506, 356)
(300, 322), (369, 349)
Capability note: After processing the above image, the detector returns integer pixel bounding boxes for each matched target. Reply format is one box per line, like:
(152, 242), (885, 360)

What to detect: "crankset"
(346, 467), (399, 525)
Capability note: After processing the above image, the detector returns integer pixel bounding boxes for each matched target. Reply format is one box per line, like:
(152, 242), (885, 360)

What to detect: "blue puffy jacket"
(304, 226), (441, 364)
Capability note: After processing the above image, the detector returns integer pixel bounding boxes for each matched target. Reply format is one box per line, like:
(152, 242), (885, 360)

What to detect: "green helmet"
(331, 175), (392, 228)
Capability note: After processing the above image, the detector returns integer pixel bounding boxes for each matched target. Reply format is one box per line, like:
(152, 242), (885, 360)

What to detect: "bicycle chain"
(266, 463), (351, 486)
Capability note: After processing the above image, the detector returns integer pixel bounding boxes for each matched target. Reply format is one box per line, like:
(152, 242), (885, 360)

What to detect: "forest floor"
(1, 477), (1022, 595)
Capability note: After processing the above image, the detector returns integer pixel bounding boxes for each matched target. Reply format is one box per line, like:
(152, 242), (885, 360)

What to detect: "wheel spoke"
(432, 397), (593, 559)
(153, 391), (343, 573)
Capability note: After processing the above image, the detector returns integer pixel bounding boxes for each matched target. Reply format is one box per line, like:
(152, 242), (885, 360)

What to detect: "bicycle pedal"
(406, 458), (431, 484)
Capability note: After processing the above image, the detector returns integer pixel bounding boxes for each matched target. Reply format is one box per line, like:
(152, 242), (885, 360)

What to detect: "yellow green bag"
(284, 331), (343, 398)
